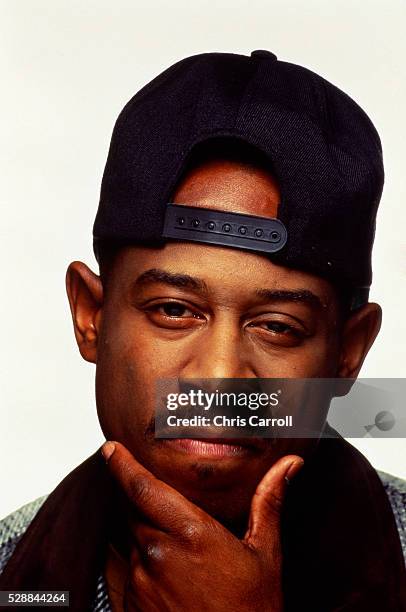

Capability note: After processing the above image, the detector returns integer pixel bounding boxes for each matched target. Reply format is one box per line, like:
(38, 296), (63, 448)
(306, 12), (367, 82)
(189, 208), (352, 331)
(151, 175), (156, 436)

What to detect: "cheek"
(292, 344), (338, 377)
(250, 334), (341, 378)
(311, 328), (342, 375)
(291, 339), (340, 377)
(95, 311), (188, 444)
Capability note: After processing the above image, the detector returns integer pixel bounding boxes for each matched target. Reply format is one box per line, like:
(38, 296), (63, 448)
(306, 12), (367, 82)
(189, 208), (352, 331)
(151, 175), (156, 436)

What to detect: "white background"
(1, 0), (405, 519)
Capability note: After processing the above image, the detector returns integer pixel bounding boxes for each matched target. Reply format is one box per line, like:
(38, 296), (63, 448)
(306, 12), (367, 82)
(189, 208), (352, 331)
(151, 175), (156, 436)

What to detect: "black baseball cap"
(93, 50), (384, 307)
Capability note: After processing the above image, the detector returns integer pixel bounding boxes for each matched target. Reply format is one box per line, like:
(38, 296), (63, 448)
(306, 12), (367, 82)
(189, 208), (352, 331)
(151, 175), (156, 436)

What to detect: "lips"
(162, 436), (271, 458)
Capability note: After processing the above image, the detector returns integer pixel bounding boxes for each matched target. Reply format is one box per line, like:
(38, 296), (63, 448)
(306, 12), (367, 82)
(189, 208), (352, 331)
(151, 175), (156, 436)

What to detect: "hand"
(102, 441), (303, 612)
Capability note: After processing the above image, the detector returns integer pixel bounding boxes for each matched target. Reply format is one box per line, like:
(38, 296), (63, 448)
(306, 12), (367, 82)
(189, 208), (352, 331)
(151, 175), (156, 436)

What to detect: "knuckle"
(143, 540), (167, 565)
(179, 519), (212, 552)
(180, 519), (221, 554)
(181, 520), (203, 543)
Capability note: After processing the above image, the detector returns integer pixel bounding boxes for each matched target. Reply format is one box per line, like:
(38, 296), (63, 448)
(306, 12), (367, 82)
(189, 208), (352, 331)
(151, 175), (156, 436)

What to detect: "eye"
(159, 302), (196, 318)
(246, 316), (307, 347)
(143, 300), (205, 329)
(262, 321), (293, 334)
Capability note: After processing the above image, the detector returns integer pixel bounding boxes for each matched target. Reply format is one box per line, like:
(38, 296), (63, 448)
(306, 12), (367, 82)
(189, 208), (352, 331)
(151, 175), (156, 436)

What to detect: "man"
(0, 51), (405, 611)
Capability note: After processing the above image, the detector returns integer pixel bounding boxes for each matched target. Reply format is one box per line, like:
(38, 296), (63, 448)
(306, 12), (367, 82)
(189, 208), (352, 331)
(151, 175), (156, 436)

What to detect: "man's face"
(92, 159), (344, 527)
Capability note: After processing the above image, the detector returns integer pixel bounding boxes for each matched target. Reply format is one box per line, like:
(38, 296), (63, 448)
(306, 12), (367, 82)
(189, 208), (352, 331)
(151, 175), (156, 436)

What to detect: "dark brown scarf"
(1, 432), (405, 611)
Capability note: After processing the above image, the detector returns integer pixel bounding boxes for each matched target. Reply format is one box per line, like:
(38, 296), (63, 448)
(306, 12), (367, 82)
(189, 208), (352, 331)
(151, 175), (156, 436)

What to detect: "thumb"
(244, 455), (304, 555)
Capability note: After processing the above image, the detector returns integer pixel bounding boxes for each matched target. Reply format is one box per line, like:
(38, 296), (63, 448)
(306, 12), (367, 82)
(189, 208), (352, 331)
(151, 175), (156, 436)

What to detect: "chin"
(145, 447), (264, 532)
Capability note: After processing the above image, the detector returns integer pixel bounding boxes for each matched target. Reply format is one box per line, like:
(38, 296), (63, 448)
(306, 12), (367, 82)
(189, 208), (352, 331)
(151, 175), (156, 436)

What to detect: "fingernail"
(286, 458), (304, 482)
(101, 441), (116, 462)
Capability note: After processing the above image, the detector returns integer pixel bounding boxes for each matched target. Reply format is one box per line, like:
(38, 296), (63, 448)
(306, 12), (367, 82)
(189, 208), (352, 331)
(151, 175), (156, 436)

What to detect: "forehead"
(171, 157), (281, 219)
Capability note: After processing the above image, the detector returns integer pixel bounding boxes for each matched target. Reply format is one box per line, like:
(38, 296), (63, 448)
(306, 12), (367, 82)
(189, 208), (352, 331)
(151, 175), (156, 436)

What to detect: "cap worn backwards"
(93, 50), (384, 304)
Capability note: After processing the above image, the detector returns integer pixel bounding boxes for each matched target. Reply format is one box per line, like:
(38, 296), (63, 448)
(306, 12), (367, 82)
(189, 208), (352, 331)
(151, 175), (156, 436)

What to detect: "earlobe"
(66, 261), (103, 363)
(338, 303), (382, 378)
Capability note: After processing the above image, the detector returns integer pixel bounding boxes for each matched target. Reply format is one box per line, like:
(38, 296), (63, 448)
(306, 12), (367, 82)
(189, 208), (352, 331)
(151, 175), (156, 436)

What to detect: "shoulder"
(378, 470), (406, 496)
(313, 433), (406, 561)
(0, 494), (112, 611)
(378, 471), (406, 560)
(0, 496), (48, 575)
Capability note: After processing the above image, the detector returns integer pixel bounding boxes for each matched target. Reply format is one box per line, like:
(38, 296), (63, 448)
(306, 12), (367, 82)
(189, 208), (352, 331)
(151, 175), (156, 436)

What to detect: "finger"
(244, 454), (304, 556)
(101, 440), (209, 536)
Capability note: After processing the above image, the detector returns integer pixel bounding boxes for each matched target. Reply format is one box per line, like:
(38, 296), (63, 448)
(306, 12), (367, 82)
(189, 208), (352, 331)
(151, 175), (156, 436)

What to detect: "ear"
(337, 303), (382, 378)
(66, 261), (103, 363)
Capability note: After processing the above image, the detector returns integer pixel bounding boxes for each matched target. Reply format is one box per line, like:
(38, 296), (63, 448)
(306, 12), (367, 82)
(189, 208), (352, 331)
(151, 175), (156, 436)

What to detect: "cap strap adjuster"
(162, 204), (287, 254)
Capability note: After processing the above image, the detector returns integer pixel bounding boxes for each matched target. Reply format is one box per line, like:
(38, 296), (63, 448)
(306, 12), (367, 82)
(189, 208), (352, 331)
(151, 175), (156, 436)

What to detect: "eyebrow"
(134, 268), (323, 308)
(255, 288), (323, 309)
(134, 268), (209, 293)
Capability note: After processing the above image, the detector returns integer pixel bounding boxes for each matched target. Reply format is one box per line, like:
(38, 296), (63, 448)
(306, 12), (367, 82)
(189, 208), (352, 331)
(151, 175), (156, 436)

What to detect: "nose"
(181, 315), (253, 380)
